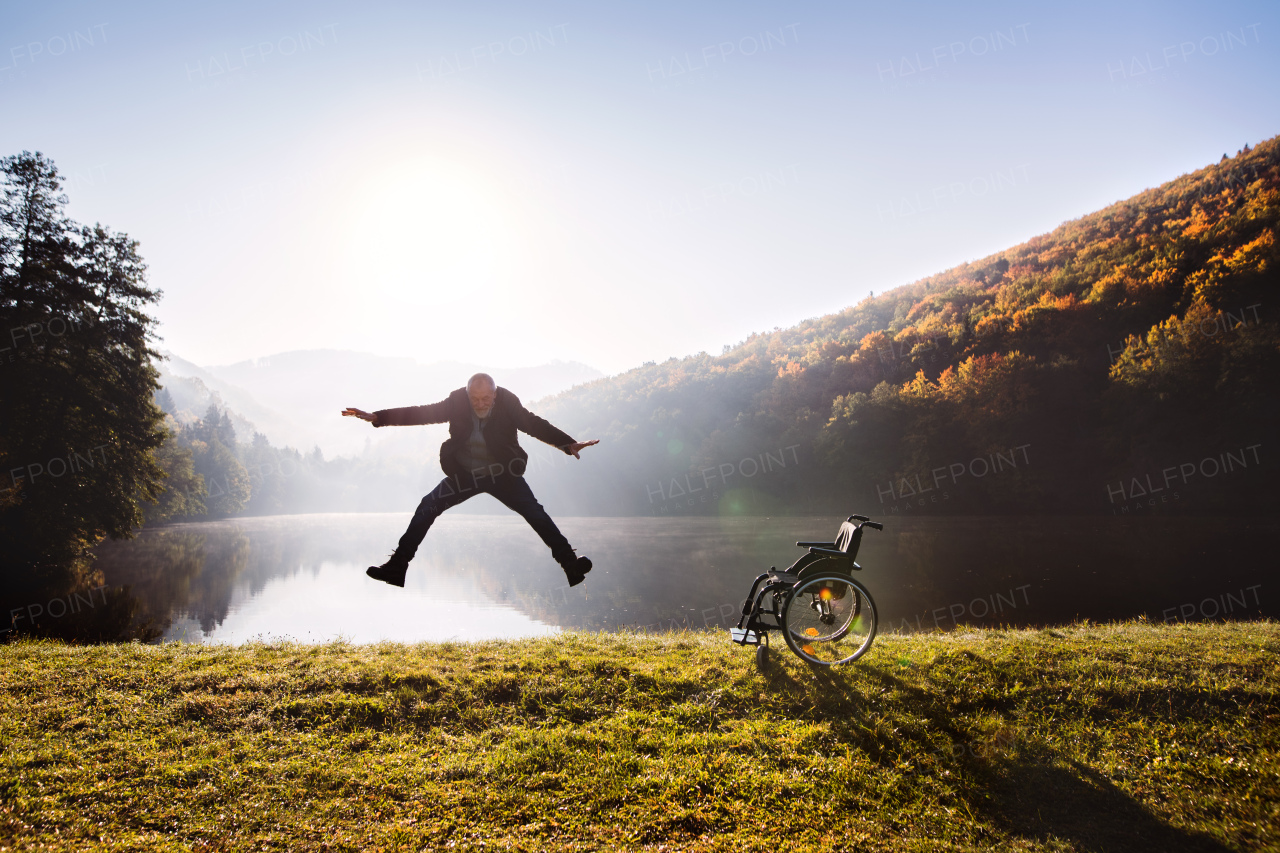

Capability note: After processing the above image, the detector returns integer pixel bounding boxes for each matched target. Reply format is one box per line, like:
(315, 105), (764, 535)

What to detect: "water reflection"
(86, 514), (1277, 644)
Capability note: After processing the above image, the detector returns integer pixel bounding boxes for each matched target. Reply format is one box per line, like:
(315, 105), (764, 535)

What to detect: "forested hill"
(536, 138), (1279, 517)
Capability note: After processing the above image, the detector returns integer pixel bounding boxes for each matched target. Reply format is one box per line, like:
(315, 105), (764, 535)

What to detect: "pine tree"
(0, 151), (169, 614)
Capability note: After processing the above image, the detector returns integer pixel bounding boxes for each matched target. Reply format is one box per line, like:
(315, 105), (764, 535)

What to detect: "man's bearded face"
(469, 384), (496, 418)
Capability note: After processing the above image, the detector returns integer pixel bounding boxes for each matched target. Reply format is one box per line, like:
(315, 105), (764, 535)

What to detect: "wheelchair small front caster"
(756, 644), (769, 667)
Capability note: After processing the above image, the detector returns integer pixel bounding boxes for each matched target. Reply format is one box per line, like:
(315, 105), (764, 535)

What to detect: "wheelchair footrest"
(730, 627), (765, 645)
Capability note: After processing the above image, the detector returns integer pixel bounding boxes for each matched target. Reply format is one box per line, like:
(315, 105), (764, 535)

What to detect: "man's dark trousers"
(396, 471), (573, 564)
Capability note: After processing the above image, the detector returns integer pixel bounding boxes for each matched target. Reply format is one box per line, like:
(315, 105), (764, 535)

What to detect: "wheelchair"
(730, 514), (883, 666)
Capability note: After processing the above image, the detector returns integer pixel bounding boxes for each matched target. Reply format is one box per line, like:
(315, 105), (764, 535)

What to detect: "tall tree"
(0, 151), (169, 619)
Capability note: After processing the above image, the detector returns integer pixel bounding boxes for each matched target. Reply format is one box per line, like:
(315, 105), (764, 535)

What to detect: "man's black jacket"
(372, 387), (575, 480)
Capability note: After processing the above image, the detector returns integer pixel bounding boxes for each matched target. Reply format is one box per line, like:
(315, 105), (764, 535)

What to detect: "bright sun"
(343, 159), (515, 307)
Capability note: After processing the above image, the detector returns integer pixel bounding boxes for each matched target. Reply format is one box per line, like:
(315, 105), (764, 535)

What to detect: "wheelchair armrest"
(808, 546), (847, 557)
(796, 541), (835, 548)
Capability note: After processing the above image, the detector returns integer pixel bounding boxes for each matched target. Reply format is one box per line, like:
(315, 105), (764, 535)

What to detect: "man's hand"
(342, 407), (378, 426)
(566, 439), (599, 459)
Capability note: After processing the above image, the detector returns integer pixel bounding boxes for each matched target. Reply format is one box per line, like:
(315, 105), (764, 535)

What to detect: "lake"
(88, 513), (1277, 644)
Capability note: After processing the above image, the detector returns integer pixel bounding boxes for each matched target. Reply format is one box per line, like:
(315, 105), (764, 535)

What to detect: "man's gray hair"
(467, 372), (496, 392)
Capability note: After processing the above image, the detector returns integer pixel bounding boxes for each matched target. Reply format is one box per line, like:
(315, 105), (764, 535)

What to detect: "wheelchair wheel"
(781, 573), (877, 665)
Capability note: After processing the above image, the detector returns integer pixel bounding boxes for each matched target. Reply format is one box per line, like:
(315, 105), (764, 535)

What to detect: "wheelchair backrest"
(833, 520), (864, 559)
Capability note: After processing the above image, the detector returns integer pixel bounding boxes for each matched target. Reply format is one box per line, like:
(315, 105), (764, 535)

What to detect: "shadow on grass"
(793, 662), (1235, 853)
(978, 756), (1233, 853)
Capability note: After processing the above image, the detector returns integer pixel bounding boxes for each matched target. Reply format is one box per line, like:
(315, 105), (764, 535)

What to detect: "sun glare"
(343, 159), (515, 307)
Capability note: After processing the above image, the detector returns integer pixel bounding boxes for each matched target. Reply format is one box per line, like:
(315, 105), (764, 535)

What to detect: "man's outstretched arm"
(510, 397), (599, 458)
(341, 398), (451, 427)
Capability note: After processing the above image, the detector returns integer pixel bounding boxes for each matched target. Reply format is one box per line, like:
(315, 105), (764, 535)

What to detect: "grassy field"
(0, 621), (1277, 852)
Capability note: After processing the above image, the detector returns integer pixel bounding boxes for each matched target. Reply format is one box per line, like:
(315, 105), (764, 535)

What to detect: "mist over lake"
(86, 514), (1276, 644)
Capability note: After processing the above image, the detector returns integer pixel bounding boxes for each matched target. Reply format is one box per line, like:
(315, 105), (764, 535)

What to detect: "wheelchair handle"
(864, 522), (884, 531)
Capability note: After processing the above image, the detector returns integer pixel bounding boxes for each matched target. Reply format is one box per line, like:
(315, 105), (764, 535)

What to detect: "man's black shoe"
(366, 555), (408, 588)
(564, 555), (593, 587)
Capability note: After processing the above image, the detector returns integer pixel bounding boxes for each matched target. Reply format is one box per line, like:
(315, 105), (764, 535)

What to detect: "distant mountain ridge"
(159, 349), (604, 457)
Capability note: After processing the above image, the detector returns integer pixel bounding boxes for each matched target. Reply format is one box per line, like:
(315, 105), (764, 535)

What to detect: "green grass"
(1, 621), (1277, 852)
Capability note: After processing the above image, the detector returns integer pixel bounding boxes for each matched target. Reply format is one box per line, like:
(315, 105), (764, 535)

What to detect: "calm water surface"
(90, 514), (1277, 644)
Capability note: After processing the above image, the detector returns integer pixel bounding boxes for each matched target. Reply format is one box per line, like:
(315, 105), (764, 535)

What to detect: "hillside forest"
(529, 139), (1278, 519)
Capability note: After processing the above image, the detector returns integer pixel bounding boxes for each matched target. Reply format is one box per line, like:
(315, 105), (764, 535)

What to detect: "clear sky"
(3, 0), (1277, 375)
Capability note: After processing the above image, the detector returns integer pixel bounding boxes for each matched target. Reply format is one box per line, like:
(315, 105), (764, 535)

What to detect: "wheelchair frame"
(730, 514), (884, 666)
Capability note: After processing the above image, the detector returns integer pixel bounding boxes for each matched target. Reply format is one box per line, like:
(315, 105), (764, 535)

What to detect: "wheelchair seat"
(791, 515), (880, 572)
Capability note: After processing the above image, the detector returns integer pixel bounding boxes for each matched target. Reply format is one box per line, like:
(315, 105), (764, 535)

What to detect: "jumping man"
(342, 373), (599, 587)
